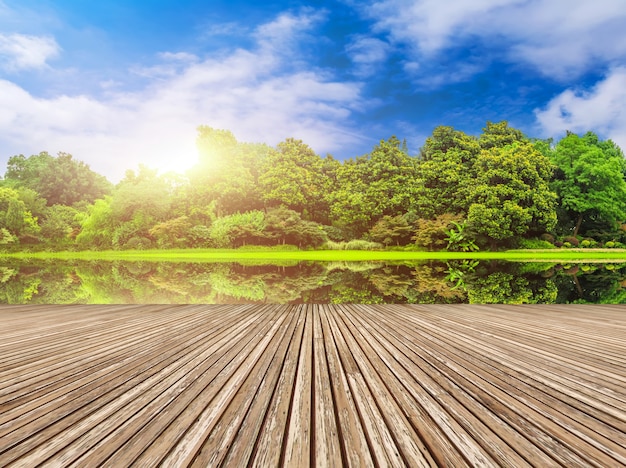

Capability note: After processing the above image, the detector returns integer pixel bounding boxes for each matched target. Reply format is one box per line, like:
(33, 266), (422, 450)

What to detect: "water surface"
(2, 259), (625, 304)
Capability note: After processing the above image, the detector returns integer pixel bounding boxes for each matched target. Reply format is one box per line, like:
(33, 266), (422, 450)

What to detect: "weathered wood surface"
(0, 304), (625, 467)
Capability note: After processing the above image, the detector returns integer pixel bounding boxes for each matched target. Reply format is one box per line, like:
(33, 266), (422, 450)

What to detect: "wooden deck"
(0, 304), (625, 467)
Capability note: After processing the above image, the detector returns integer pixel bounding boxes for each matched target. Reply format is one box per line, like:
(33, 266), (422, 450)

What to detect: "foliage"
(4, 152), (111, 206)
(2, 122), (626, 255)
(325, 240), (383, 250)
(0, 187), (40, 243)
(209, 210), (265, 248)
(467, 142), (557, 247)
(548, 132), (626, 236)
(368, 215), (413, 246)
(189, 126), (268, 217)
(412, 213), (464, 250)
(149, 216), (194, 249)
(40, 205), (81, 246)
(329, 136), (419, 238)
(444, 221), (479, 252)
(259, 138), (332, 223)
(516, 239), (556, 250)
(415, 126), (480, 218)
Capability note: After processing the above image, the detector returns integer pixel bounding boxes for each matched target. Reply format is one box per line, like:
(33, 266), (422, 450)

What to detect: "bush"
(563, 236), (579, 247)
(540, 233), (555, 243)
(123, 236), (152, 250)
(325, 240), (383, 250)
(580, 238), (597, 248)
(517, 238), (556, 249)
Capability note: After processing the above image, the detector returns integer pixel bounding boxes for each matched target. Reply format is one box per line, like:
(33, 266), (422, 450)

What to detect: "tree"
(149, 216), (194, 248)
(368, 215), (413, 246)
(264, 206), (327, 248)
(188, 126), (268, 217)
(549, 132), (626, 236)
(208, 211), (266, 248)
(40, 205), (81, 246)
(4, 152), (111, 206)
(75, 197), (115, 249)
(414, 126), (481, 218)
(329, 136), (419, 238)
(478, 121), (527, 150)
(259, 138), (331, 222)
(105, 166), (173, 249)
(413, 213), (464, 250)
(466, 142), (557, 248)
(0, 187), (40, 243)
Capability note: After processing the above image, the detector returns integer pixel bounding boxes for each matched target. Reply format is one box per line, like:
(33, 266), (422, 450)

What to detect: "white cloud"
(535, 67), (626, 150)
(0, 33), (60, 71)
(361, 0), (626, 80)
(345, 36), (389, 77)
(0, 10), (368, 182)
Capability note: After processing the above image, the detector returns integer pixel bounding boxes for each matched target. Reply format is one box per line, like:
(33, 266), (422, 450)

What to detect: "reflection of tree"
(0, 258), (622, 304)
(0, 262), (85, 304)
(554, 263), (626, 304)
(369, 267), (413, 298)
(411, 263), (467, 303)
(465, 267), (558, 304)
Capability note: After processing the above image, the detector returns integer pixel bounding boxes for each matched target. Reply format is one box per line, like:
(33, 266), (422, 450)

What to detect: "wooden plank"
(0, 304), (624, 468)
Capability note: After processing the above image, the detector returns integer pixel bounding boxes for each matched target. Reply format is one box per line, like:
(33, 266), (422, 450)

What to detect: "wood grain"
(0, 304), (624, 467)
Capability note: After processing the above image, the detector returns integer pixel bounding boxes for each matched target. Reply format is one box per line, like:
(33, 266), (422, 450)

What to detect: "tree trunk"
(573, 274), (583, 297)
(573, 214), (583, 237)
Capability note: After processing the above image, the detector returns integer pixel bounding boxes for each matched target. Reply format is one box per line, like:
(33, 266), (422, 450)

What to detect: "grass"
(2, 247), (626, 263)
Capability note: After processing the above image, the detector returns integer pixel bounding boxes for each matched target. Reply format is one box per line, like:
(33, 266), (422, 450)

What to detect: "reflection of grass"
(2, 248), (626, 263)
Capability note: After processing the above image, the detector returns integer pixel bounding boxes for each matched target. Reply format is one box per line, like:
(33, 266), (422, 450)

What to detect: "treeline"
(1, 122), (626, 252)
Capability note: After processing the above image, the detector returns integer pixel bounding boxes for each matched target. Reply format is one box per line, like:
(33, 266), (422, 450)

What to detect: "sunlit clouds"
(0, 0), (625, 182)
(0, 9), (368, 181)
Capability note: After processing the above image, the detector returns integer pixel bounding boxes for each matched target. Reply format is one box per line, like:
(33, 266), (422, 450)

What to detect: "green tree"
(259, 138), (331, 222)
(75, 197), (115, 249)
(0, 187), (40, 244)
(330, 136), (419, 238)
(40, 205), (81, 247)
(149, 216), (194, 248)
(264, 206), (327, 248)
(414, 126), (481, 218)
(466, 142), (557, 248)
(413, 213), (464, 250)
(4, 152), (111, 206)
(187, 126), (268, 218)
(549, 132), (626, 236)
(368, 215), (413, 246)
(208, 211), (266, 248)
(478, 121), (527, 150)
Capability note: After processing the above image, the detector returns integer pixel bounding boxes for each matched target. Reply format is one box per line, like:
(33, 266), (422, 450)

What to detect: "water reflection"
(1, 259), (625, 304)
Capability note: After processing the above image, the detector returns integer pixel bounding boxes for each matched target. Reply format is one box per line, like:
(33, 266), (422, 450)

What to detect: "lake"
(1, 258), (625, 304)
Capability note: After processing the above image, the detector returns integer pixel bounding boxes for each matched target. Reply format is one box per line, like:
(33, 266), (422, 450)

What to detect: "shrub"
(580, 238), (597, 248)
(123, 236), (152, 250)
(413, 213), (464, 250)
(563, 236), (579, 247)
(540, 233), (555, 243)
(517, 238), (556, 249)
(325, 240), (383, 250)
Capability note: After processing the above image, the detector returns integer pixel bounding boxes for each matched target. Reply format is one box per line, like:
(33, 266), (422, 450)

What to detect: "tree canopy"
(2, 123), (625, 252)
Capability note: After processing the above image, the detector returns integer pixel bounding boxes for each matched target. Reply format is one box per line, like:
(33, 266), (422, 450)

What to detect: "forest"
(1, 121), (626, 253)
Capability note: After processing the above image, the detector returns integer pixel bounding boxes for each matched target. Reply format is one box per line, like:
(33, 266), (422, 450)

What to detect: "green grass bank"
(2, 248), (626, 263)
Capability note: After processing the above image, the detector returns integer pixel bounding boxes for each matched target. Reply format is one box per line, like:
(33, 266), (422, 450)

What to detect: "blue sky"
(1, 0), (625, 181)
